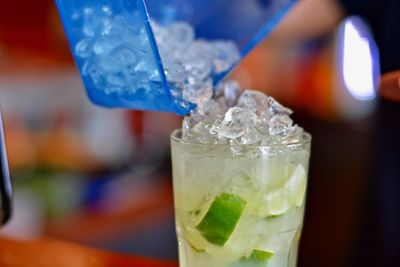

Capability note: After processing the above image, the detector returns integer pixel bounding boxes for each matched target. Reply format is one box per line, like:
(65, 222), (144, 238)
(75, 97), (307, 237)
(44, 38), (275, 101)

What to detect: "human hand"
(379, 70), (400, 102)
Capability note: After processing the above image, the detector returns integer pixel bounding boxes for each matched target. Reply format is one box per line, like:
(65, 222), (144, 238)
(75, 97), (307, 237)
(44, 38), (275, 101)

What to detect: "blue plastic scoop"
(55, 0), (296, 114)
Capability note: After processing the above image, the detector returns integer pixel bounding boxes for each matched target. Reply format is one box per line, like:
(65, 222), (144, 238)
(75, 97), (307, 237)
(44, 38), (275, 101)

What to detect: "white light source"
(342, 18), (377, 101)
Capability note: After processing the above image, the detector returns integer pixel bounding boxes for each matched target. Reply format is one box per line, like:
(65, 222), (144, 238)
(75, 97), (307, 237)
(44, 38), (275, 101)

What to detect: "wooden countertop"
(0, 237), (178, 267)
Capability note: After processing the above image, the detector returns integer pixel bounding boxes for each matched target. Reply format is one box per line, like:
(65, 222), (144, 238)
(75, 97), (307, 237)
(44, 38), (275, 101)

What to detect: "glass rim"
(170, 129), (311, 149)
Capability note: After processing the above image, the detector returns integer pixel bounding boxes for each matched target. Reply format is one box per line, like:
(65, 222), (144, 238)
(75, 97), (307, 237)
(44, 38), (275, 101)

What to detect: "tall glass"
(171, 129), (311, 267)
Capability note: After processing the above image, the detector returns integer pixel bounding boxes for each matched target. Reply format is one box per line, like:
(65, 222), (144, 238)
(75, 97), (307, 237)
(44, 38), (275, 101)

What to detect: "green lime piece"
(247, 249), (274, 262)
(285, 164), (307, 207)
(231, 249), (275, 267)
(266, 188), (290, 216)
(196, 193), (246, 246)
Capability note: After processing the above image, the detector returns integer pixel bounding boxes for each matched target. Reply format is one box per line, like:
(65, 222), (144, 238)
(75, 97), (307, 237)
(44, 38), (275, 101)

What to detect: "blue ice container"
(55, 0), (296, 115)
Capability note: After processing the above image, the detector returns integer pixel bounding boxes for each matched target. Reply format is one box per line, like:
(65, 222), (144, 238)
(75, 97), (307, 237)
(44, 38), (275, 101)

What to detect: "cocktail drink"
(171, 129), (310, 267)
(54, 2), (310, 264)
(171, 89), (311, 267)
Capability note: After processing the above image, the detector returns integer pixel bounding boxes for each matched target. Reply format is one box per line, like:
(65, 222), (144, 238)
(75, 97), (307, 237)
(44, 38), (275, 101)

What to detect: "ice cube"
(241, 129), (264, 145)
(255, 114), (270, 136)
(106, 74), (125, 87)
(98, 55), (121, 73)
(238, 90), (270, 117)
(82, 59), (106, 88)
(183, 57), (212, 82)
(215, 80), (240, 107)
(281, 126), (304, 144)
(182, 116), (195, 135)
(229, 137), (246, 155)
(196, 98), (229, 121)
(219, 107), (257, 139)
(102, 16), (126, 35)
(181, 41), (214, 81)
(268, 97), (293, 116)
(269, 114), (293, 135)
(93, 36), (121, 55)
(101, 5), (113, 16)
(183, 121), (216, 144)
(164, 60), (187, 83)
(89, 68), (105, 87)
(168, 22), (195, 51)
(104, 85), (122, 95)
(110, 47), (137, 66)
(210, 119), (222, 135)
(188, 108), (204, 124)
(182, 78), (213, 105)
(212, 41), (240, 74)
(82, 8), (99, 37)
(75, 38), (93, 58)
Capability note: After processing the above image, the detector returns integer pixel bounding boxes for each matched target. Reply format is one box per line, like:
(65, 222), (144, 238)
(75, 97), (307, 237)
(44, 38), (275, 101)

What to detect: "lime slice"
(266, 188), (290, 216)
(196, 193), (246, 246)
(247, 249), (274, 262)
(285, 164), (307, 207)
(184, 226), (209, 252)
(231, 249), (274, 266)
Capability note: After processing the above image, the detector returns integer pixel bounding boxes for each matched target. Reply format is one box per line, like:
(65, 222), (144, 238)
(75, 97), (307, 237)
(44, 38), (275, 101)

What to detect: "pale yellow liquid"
(171, 135), (310, 267)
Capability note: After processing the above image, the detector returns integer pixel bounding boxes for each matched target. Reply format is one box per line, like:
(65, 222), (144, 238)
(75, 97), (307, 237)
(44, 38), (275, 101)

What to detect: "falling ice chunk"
(238, 90), (269, 116)
(182, 117), (195, 135)
(188, 108), (204, 125)
(268, 97), (293, 116)
(183, 78), (213, 105)
(219, 107), (257, 139)
(75, 38), (93, 58)
(269, 114), (293, 135)
(164, 60), (187, 83)
(197, 98), (228, 121)
(181, 41), (214, 81)
(182, 53), (213, 83)
(188, 58), (212, 82)
(185, 40), (215, 59)
(215, 80), (240, 107)
(212, 41), (240, 74)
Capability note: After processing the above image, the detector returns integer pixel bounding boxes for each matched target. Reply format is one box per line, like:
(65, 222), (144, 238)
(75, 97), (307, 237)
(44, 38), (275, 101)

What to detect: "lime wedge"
(285, 164), (307, 207)
(231, 249), (274, 266)
(247, 249), (274, 262)
(196, 193), (246, 246)
(266, 188), (290, 216)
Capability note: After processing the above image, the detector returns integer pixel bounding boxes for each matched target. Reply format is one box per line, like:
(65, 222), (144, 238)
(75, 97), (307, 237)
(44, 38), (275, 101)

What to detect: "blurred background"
(0, 0), (396, 266)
